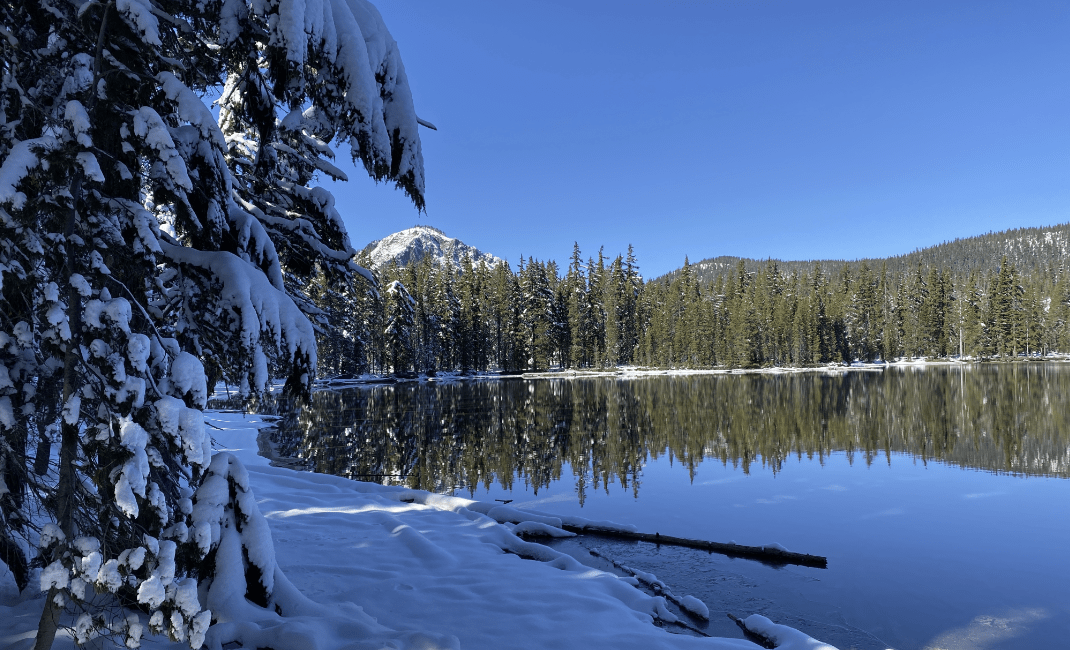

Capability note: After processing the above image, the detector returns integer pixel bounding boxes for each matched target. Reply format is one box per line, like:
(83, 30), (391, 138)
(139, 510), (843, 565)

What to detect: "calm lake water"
(271, 363), (1070, 650)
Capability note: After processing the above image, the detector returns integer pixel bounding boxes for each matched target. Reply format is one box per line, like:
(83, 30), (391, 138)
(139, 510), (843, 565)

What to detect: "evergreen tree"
(1052, 271), (1070, 353)
(506, 262), (527, 371)
(847, 262), (879, 361)
(725, 260), (758, 367)
(792, 273), (814, 364)
(919, 267), (948, 357)
(880, 265), (902, 361)
(987, 257), (1020, 357)
(1021, 280), (1043, 356)
(384, 281), (416, 373)
(457, 253), (485, 372)
(620, 246), (642, 365)
(588, 250), (608, 366)
(810, 265), (832, 363)
(487, 262), (514, 370)
(356, 267), (387, 374)
(603, 256), (625, 366)
(770, 271), (797, 365)
(0, 1), (428, 646)
(0, 2), (281, 646)
(566, 244), (588, 368)
(430, 263), (460, 371)
(549, 281), (571, 369)
(519, 258), (553, 370)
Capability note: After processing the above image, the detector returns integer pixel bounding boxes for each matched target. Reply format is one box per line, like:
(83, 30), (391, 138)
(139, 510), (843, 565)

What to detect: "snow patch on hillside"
(361, 225), (503, 270)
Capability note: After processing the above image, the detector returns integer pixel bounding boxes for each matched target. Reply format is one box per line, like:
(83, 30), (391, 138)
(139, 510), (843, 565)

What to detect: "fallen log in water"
(727, 614), (777, 649)
(586, 548), (712, 632)
(557, 524), (827, 569)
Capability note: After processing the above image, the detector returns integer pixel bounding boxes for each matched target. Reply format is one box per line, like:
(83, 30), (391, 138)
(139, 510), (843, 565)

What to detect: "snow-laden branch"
(159, 242), (317, 394)
(0, 137), (57, 209)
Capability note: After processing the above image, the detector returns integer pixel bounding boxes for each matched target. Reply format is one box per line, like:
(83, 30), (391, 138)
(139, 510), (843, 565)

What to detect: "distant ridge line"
(655, 222), (1070, 284)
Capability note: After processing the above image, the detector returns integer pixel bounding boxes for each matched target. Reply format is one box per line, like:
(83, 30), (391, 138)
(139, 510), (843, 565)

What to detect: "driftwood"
(558, 525), (827, 569)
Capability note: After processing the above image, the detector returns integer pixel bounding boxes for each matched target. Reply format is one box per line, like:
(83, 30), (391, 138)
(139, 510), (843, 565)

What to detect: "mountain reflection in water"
(270, 363), (1070, 498)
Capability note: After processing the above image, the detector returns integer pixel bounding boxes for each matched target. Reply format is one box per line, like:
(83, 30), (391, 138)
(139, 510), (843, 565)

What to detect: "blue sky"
(329, 0), (1070, 278)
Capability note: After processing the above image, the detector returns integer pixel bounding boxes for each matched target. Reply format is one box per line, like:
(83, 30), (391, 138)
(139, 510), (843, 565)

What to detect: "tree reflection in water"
(265, 363), (1070, 501)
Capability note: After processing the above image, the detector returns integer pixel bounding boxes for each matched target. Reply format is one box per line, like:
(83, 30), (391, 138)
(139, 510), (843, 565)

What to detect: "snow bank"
(190, 412), (753, 649)
(0, 409), (843, 649)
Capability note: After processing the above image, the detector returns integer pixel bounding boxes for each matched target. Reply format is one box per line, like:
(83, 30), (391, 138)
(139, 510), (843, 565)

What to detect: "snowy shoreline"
(1, 409), (839, 649)
(316, 355), (1070, 388)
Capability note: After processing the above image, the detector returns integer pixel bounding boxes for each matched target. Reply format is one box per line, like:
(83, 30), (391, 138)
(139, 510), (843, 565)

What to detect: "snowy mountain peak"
(361, 225), (503, 270)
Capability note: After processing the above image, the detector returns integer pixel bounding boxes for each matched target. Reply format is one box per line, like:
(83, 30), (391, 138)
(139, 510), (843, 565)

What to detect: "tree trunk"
(33, 3), (108, 639)
(33, 169), (84, 650)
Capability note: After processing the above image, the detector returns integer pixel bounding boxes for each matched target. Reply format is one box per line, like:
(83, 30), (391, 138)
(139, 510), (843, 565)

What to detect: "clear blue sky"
(328, 0), (1070, 278)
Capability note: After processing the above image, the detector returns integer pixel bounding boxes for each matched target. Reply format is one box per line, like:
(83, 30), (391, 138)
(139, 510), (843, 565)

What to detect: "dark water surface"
(274, 363), (1070, 650)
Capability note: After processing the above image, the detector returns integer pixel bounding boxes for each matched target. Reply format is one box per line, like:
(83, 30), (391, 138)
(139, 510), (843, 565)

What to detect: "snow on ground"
(315, 364), (888, 388)
(0, 410), (838, 649)
(318, 355), (1070, 390)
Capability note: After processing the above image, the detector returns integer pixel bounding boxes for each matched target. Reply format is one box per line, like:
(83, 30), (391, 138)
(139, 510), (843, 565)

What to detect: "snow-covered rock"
(361, 225), (502, 270)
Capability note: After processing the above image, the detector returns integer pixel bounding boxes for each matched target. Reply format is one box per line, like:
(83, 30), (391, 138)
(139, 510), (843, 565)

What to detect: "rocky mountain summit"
(360, 225), (503, 270)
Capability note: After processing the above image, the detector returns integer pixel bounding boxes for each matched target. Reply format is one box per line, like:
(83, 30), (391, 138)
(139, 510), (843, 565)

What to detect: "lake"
(270, 363), (1070, 650)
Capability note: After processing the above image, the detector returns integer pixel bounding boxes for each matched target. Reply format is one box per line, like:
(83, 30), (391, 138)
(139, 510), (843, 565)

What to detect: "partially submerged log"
(557, 525), (827, 569)
(586, 549), (711, 631)
(727, 613), (777, 649)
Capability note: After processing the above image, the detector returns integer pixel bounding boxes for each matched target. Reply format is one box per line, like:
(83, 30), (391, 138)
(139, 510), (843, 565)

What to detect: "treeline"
(642, 256), (1068, 368)
(315, 244), (645, 375)
(312, 245), (1070, 375)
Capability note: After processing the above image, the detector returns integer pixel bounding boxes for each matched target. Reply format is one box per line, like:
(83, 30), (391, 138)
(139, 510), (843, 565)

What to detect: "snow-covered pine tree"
(384, 280), (416, 373)
(456, 253), (480, 372)
(358, 258), (389, 374)
(0, 0), (40, 598)
(213, 0), (426, 370)
(0, 0), (427, 647)
(0, 1), (233, 646)
(431, 264), (461, 371)
(519, 258), (553, 370)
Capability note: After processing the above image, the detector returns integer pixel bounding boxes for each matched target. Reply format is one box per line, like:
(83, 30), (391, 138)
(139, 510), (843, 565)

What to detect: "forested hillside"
(659, 222), (1070, 285)
(313, 224), (1070, 376)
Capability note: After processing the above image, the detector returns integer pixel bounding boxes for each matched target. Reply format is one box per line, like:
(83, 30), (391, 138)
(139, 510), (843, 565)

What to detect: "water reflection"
(270, 363), (1070, 498)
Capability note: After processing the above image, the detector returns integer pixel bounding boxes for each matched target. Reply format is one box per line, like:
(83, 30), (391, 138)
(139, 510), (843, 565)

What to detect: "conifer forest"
(321, 235), (1070, 377)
